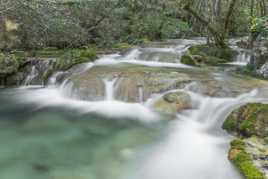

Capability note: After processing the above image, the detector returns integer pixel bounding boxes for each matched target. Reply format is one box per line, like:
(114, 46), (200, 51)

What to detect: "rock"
(6, 58), (55, 86)
(152, 91), (191, 115)
(228, 139), (266, 179)
(223, 103), (268, 138)
(181, 44), (238, 66)
(224, 103), (268, 178)
(257, 62), (268, 79)
(69, 65), (192, 102)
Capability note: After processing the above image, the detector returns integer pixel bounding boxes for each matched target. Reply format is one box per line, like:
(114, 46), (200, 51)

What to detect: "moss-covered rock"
(152, 91), (191, 116)
(229, 139), (265, 179)
(223, 103), (268, 138)
(44, 48), (97, 81)
(181, 54), (196, 66)
(181, 44), (238, 66)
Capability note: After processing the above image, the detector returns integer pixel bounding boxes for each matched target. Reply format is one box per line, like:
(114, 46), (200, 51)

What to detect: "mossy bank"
(223, 103), (268, 178)
(181, 44), (238, 66)
(0, 48), (97, 86)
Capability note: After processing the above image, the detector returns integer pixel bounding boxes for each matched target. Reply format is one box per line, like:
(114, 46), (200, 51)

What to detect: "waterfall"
(48, 72), (65, 86)
(235, 51), (251, 65)
(23, 66), (38, 86)
(134, 89), (264, 179)
(103, 78), (118, 101)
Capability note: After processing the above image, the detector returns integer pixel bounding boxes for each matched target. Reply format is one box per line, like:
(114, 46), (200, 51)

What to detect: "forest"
(0, 1), (268, 179)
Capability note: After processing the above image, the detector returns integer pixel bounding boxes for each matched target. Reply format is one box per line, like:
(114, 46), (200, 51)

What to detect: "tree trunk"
(0, 15), (8, 50)
(183, 3), (227, 48)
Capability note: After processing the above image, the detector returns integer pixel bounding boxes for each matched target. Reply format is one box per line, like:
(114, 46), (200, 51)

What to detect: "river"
(0, 39), (267, 179)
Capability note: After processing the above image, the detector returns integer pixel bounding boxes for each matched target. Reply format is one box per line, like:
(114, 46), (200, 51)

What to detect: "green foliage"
(250, 16), (268, 37)
(0, 53), (19, 76)
(229, 139), (265, 179)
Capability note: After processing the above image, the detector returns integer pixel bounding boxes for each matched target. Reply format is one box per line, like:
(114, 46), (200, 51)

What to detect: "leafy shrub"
(0, 53), (19, 76)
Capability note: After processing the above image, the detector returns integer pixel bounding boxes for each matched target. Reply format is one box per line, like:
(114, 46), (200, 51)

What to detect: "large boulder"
(152, 91), (191, 115)
(223, 103), (268, 178)
(223, 103), (268, 138)
(68, 64), (192, 102)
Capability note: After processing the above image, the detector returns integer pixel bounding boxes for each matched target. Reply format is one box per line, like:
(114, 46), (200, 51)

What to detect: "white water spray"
(103, 78), (118, 101)
(132, 89), (267, 179)
(23, 66), (38, 86)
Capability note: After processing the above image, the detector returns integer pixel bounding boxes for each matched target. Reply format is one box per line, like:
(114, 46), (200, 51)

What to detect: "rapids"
(0, 39), (268, 179)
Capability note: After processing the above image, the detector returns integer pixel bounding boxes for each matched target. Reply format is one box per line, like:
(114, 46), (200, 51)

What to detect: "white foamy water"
(103, 78), (118, 100)
(8, 38), (268, 179)
(226, 50), (251, 66)
(95, 42), (195, 69)
(23, 66), (38, 86)
(13, 87), (158, 122)
(131, 89), (268, 179)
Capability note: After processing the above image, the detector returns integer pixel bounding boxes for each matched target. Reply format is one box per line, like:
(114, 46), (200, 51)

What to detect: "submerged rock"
(152, 91), (191, 115)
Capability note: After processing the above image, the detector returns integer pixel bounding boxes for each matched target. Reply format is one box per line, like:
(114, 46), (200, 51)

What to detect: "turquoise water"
(0, 89), (164, 179)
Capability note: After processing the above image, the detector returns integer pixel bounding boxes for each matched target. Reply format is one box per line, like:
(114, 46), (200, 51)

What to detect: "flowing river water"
(0, 39), (268, 179)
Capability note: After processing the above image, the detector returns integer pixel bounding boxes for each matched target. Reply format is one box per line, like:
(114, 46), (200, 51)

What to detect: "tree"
(182, 0), (239, 47)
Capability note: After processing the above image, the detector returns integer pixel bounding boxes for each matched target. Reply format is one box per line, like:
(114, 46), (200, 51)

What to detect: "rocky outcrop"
(223, 103), (268, 138)
(68, 65), (192, 102)
(6, 58), (55, 86)
(228, 139), (266, 179)
(223, 103), (268, 178)
(257, 62), (268, 79)
(181, 44), (238, 66)
(152, 91), (192, 116)
(2, 48), (97, 86)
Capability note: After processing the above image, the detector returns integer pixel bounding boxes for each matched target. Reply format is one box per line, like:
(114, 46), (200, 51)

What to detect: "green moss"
(79, 48), (97, 60)
(181, 55), (196, 66)
(223, 103), (268, 138)
(112, 43), (134, 50)
(181, 45), (237, 66)
(229, 139), (265, 179)
(28, 48), (66, 58)
(43, 48), (97, 81)
(223, 115), (238, 132)
(189, 44), (237, 60)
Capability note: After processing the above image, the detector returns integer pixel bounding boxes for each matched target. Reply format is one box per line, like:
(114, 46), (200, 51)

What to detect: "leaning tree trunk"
(183, 0), (238, 48)
(183, 3), (227, 48)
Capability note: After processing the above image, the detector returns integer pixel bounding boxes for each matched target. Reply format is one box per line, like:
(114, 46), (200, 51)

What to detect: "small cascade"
(23, 66), (38, 86)
(59, 79), (74, 97)
(103, 78), (118, 101)
(235, 51), (251, 65)
(48, 71), (65, 86)
(135, 89), (264, 179)
(122, 48), (141, 60)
